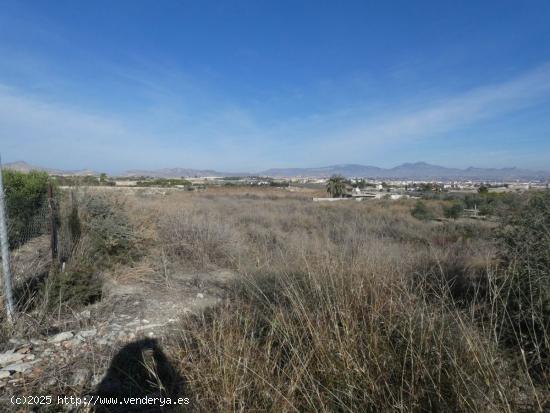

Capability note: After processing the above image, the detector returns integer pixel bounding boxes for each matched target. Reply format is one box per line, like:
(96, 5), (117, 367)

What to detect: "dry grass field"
(1, 186), (548, 412)
(128, 187), (548, 411)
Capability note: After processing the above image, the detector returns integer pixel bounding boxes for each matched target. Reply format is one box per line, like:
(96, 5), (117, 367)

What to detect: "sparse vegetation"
(495, 191), (550, 381)
(135, 178), (192, 187)
(411, 200), (434, 220)
(152, 189), (547, 411)
(443, 201), (464, 219)
(1, 186), (549, 411)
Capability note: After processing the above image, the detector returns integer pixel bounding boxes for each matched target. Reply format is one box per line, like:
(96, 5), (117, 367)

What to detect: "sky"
(0, 0), (549, 173)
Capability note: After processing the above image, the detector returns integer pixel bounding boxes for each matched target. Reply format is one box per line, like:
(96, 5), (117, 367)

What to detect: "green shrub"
(45, 263), (102, 310)
(2, 170), (49, 247)
(443, 202), (464, 219)
(478, 204), (493, 216)
(38, 194), (135, 312)
(411, 200), (434, 221)
(80, 194), (135, 264)
(496, 191), (550, 380)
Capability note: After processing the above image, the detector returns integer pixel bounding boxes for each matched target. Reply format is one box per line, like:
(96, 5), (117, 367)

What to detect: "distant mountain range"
(129, 162), (549, 180)
(260, 162), (550, 180)
(3, 161), (97, 176)
(4, 161), (550, 181)
(124, 168), (247, 178)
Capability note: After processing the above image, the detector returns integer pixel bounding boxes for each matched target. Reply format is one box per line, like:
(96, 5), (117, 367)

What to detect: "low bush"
(2, 169), (49, 247)
(79, 194), (136, 265)
(443, 201), (464, 219)
(411, 200), (434, 221)
(35, 192), (134, 314)
(159, 210), (239, 269)
(494, 191), (550, 381)
(175, 269), (513, 412)
(44, 262), (103, 311)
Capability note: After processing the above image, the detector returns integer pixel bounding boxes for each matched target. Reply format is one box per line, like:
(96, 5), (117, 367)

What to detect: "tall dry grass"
(128, 189), (547, 412)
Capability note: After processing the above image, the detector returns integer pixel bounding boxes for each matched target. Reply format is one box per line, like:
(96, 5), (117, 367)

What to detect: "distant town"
(4, 160), (549, 201)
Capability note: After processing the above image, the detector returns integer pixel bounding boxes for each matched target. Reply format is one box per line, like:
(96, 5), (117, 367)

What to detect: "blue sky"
(1, 0), (549, 173)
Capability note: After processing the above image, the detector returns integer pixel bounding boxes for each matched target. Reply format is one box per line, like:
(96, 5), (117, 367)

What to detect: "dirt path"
(0, 268), (236, 406)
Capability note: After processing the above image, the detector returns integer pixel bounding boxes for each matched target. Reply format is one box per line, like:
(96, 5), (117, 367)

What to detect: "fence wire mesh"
(0, 187), (70, 287)
(6, 200), (51, 251)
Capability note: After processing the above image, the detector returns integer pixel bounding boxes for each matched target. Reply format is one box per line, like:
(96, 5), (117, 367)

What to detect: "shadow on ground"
(92, 338), (187, 412)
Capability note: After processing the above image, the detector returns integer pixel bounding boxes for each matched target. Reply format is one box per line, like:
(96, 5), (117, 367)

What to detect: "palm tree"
(326, 175), (347, 198)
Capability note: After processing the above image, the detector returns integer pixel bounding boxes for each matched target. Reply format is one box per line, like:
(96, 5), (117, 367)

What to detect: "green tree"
(326, 175), (347, 198)
(477, 185), (489, 194)
(443, 202), (464, 219)
(411, 200), (433, 221)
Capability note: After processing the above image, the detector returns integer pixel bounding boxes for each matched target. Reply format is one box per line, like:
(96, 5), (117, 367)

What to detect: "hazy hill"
(3, 161), (97, 176)
(124, 168), (243, 178)
(261, 162), (550, 180)
(3, 161), (549, 180)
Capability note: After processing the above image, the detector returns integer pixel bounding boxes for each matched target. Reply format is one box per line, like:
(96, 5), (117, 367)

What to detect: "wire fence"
(7, 198), (55, 281)
(1, 183), (66, 295)
(6, 200), (51, 251)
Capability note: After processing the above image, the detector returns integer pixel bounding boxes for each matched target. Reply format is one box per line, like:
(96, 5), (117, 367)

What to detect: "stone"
(196, 293), (204, 299)
(48, 332), (74, 343)
(62, 339), (81, 349)
(77, 328), (97, 338)
(135, 323), (164, 332)
(1, 361), (37, 373)
(0, 370), (11, 379)
(0, 353), (25, 366)
(16, 346), (31, 354)
(78, 310), (91, 319)
(30, 339), (46, 346)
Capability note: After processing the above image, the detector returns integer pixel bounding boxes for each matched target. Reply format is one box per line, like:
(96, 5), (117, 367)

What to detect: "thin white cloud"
(1, 62), (550, 171)
(0, 86), (163, 170)
(0, 83), (266, 171)
(282, 62), (550, 149)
